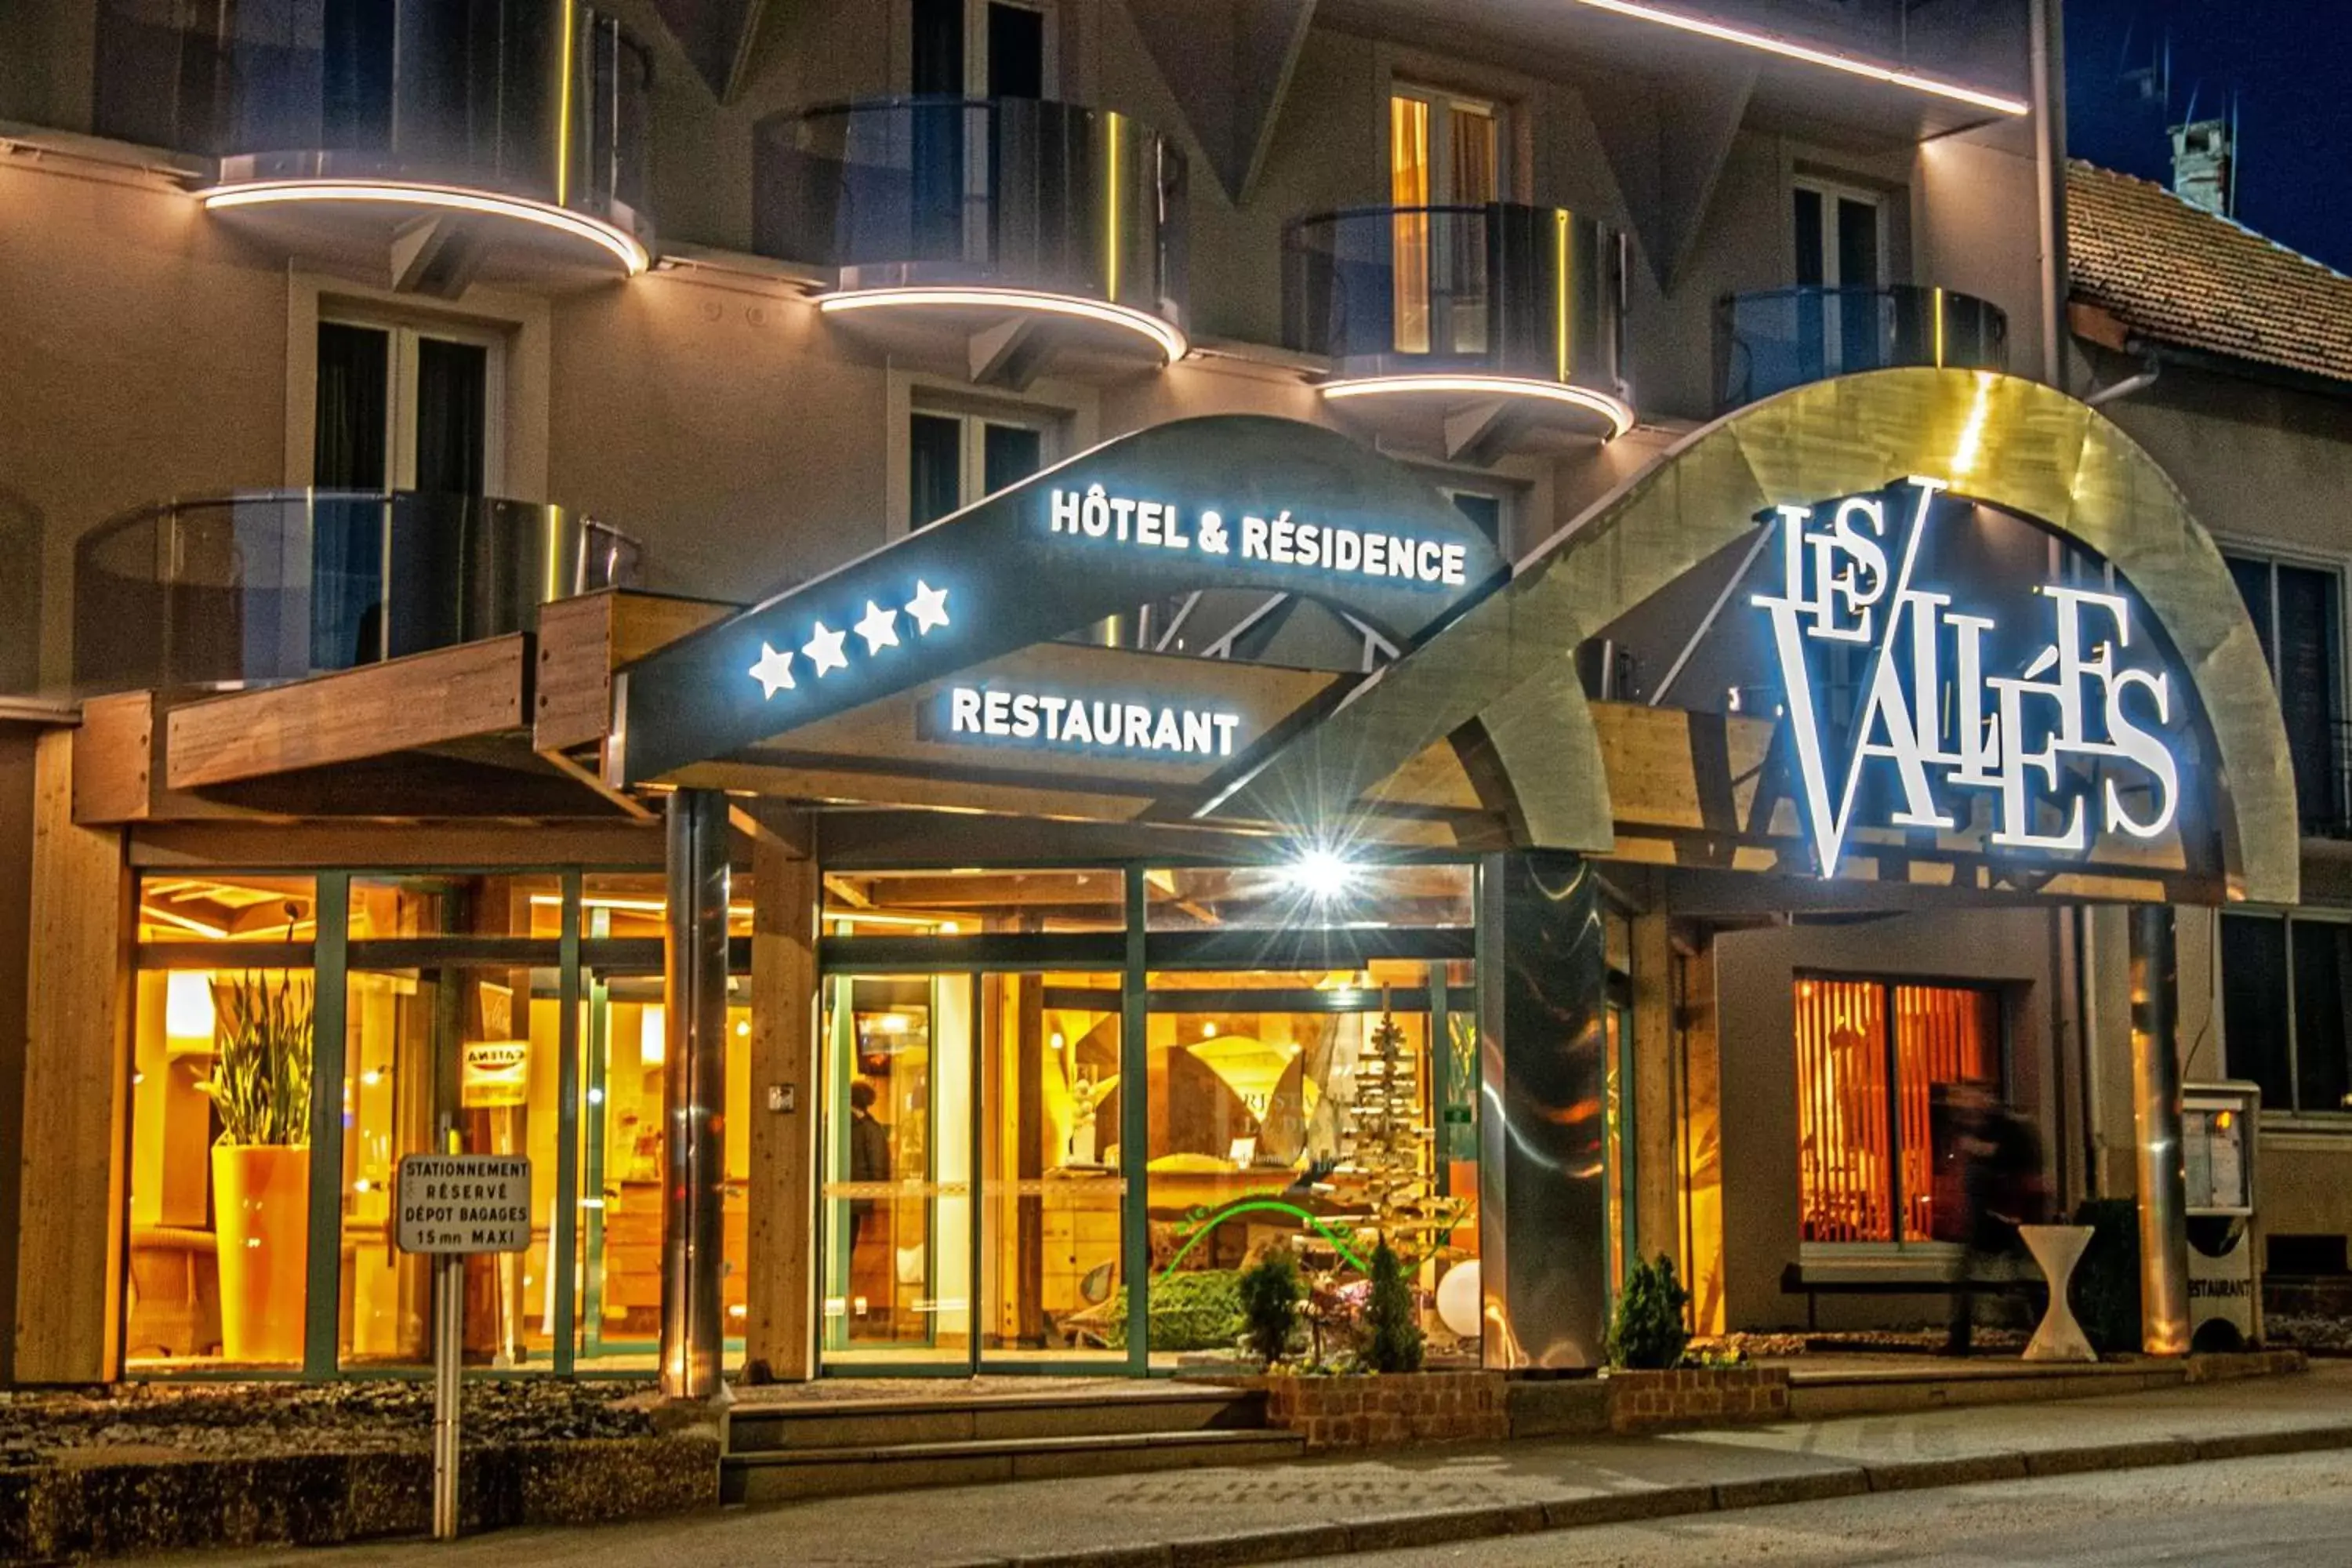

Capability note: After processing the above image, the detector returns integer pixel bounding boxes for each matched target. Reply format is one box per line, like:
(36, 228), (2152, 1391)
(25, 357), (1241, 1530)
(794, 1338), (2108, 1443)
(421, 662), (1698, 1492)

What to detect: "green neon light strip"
(1155, 1197), (1371, 1279)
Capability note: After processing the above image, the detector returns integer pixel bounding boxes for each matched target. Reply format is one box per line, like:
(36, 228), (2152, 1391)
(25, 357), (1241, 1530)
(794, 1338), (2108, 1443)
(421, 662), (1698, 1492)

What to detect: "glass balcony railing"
(1715, 285), (2008, 412)
(1283, 204), (1626, 391)
(753, 96), (1189, 350)
(73, 492), (641, 693)
(93, 0), (653, 267)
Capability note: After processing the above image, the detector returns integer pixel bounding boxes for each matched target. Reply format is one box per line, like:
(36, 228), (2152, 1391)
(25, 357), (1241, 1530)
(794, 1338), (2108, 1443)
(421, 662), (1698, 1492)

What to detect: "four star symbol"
(746, 583), (951, 700)
(854, 599), (900, 654)
(801, 620), (849, 677)
(747, 641), (796, 699)
(906, 580), (951, 635)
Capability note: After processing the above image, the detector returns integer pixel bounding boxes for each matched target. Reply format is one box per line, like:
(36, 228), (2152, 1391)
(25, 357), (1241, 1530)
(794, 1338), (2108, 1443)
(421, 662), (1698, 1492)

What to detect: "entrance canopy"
(607, 371), (2294, 909)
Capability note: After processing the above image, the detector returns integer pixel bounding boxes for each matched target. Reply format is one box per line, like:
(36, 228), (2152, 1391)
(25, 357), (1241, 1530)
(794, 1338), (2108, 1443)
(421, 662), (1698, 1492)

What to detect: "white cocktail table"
(2017, 1223), (2099, 1363)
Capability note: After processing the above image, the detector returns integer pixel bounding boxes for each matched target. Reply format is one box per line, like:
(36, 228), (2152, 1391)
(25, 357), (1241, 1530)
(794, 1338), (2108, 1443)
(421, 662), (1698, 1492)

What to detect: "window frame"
(314, 308), (510, 495)
(1789, 175), (1887, 290)
(967, 0), (1058, 97)
(2218, 541), (2350, 837)
(2222, 907), (2352, 1122)
(894, 383), (1070, 535)
(1791, 971), (2009, 1255)
(1388, 81), (1510, 206)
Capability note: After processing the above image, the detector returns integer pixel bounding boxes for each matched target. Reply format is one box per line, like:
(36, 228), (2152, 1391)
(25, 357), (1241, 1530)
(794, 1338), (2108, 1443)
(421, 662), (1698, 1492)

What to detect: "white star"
(854, 599), (900, 654)
(801, 620), (849, 677)
(747, 641), (796, 699)
(905, 580), (951, 636)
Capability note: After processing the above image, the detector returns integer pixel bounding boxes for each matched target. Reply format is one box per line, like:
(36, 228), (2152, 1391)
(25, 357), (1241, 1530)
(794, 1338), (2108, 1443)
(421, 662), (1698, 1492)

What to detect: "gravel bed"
(1693, 1327), (2030, 1360)
(2264, 1313), (2352, 1353)
(0, 1378), (660, 1466)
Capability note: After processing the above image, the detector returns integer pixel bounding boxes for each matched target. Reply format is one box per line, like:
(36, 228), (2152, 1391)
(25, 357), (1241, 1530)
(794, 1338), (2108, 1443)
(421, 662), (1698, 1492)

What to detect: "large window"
(1793, 977), (2002, 1246)
(2224, 551), (2347, 836)
(126, 866), (753, 1377)
(1388, 83), (1504, 357)
(128, 877), (321, 1370)
(911, 0), (1054, 97)
(908, 406), (1047, 530)
(314, 316), (501, 495)
(2223, 912), (2352, 1115)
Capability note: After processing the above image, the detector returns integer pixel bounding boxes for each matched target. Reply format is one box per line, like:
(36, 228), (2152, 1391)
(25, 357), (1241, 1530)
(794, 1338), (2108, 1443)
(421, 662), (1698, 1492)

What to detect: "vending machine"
(2181, 1080), (2262, 1350)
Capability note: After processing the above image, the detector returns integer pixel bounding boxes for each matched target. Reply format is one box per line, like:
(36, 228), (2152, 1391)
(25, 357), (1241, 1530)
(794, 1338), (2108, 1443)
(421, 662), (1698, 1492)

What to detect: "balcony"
(755, 96), (1189, 383)
(74, 492), (640, 692)
(1715, 285), (2008, 412)
(1283, 204), (1633, 458)
(94, 0), (653, 288)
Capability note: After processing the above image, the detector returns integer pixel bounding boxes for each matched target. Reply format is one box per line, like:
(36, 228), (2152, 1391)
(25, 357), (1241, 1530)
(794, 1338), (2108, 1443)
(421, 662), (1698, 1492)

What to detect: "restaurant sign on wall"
(1755, 477), (2185, 877)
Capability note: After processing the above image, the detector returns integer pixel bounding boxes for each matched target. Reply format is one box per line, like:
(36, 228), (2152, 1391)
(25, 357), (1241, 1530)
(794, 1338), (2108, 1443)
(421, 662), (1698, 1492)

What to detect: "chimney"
(2169, 118), (2234, 216)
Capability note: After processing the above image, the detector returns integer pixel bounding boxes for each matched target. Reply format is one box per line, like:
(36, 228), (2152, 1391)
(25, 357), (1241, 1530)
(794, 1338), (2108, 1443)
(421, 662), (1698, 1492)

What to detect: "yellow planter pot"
(212, 1142), (310, 1365)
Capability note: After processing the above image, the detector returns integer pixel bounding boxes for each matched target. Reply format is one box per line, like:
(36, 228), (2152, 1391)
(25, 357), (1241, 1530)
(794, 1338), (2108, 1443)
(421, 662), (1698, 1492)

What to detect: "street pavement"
(165, 1362), (2352, 1567)
(1298, 1447), (2352, 1566)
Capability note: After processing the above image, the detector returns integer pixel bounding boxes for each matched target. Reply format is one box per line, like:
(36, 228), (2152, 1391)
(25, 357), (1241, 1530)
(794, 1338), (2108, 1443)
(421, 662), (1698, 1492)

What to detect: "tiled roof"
(2067, 159), (2352, 386)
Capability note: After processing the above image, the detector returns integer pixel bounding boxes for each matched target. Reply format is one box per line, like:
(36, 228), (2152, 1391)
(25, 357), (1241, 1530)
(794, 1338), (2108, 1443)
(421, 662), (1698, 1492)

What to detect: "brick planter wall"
(1605, 1367), (1791, 1432)
(1259, 1371), (1510, 1450)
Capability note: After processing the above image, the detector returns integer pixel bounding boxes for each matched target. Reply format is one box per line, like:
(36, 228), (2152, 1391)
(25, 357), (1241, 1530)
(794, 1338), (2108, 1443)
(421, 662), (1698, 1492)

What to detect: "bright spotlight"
(1283, 847), (1359, 901)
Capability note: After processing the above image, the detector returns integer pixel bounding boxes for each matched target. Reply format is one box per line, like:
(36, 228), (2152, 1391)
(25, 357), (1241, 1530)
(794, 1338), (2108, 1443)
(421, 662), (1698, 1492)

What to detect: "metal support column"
(662, 789), (732, 1399)
(1478, 851), (1610, 1369)
(2129, 903), (2191, 1356)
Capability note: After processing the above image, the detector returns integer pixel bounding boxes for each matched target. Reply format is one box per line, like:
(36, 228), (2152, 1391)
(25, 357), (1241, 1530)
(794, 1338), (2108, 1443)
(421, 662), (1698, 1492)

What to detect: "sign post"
(395, 1152), (533, 1541)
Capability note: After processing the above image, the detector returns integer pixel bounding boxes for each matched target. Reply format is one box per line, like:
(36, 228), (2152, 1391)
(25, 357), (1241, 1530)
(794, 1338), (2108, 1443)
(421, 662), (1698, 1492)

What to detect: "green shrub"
(1361, 1240), (1425, 1374)
(2072, 1197), (2143, 1355)
(1102, 1269), (1245, 1352)
(1237, 1242), (1305, 1366)
(1606, 1254), (1692, 1370)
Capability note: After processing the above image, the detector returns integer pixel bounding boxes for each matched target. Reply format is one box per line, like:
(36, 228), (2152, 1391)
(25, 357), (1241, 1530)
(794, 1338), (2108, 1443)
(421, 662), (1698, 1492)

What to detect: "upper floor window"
(2225, 550), (2347, 837)
(2222, 912), (2352, 1116)
(909, 405), (1047, 528)
(913, 0), (1054, 98)
(1792, 178), (1882, 290)
(1388, 85), (1504, 358)
(1794, 975), (2003, 1247)
(314, 316), (502, 495)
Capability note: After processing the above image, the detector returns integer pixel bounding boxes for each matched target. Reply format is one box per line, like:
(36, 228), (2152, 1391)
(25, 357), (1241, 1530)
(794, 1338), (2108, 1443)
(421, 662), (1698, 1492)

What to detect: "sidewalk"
(177, 1362), (2352, 1568)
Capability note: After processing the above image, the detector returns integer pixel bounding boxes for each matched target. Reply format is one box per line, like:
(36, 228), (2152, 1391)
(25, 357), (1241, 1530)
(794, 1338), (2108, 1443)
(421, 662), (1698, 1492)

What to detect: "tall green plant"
(1237, 1240), (1303, 1366)
(205, 971), (315, 1147)
(1362, 1239), (1425, 1374)
(1606, 1254), (1692, 1370)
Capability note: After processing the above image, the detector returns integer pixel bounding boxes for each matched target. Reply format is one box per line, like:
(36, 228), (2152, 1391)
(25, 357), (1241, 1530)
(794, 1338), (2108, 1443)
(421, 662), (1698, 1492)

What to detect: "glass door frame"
(815, 938), (1149, 1378)
(816, 862), (1483, 1378)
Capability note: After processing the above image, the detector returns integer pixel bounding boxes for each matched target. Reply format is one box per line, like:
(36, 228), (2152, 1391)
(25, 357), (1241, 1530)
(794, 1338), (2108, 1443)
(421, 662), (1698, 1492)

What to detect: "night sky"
(2066, 0), (2352, 270)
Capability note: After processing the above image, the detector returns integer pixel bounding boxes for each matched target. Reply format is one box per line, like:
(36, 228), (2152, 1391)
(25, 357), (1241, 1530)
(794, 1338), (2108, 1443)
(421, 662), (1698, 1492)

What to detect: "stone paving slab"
(158, 1363), (2352, 1568)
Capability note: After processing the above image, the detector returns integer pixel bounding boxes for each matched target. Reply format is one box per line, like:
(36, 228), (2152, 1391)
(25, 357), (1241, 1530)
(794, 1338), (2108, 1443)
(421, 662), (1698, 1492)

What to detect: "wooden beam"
(129, 818), (666, 870)
(14, 728), (132, 1383)
(73, 691), (157, 826)
(166, 637), (528, 790)
(1630, 910), (1680, 1272)
(535, 591), (735, 753)
(745, 817), (818, 1381)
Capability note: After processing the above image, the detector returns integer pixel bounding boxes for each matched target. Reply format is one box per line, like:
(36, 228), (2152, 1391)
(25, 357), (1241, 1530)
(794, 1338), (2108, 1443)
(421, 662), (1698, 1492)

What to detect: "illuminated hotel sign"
(938, 684), (1243, 758)
(1755, 477), (2183, 877)
(1049, 485), (1472, 588)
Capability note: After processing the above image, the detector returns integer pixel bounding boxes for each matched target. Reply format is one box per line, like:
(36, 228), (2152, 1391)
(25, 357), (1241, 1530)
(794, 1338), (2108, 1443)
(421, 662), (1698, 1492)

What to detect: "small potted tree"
(204, 969), (315, 1363)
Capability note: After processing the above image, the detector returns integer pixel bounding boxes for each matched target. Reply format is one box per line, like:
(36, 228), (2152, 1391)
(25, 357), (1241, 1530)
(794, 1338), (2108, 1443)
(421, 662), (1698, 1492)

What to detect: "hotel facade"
(0, 0), (2322, 1392)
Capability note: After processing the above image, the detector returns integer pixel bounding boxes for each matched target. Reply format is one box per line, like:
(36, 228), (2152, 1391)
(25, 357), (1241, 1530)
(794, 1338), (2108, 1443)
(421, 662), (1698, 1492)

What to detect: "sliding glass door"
(820, 971), (1127, 1372)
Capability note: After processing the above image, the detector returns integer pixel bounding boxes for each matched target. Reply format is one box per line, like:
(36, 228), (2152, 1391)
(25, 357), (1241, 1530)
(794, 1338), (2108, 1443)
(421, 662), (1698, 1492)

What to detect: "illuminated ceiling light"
(641, 1004), (666, 1066)
(816, 287), (1189, 365)
(1281, 846), (1360, 902)
(198, 180), (651, 275)
(1321, 374), (1636, 441)
(1568, 0), (2030, 116)
(165, 971), (216, 1041)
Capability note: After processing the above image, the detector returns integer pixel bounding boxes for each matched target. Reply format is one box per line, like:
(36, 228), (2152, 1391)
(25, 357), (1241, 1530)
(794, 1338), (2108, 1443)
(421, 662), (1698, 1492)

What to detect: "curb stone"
(986, 1422), (2352, 1568)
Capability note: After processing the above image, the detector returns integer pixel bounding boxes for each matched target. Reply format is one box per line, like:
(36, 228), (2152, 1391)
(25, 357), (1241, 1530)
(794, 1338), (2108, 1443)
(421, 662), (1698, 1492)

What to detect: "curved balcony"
(74, 492), (641, 693)
(1284, 204), (1634, 453)
(1715, 285), (2008, 412)
(94, 0), (653, 285)
(755, 96), (1189, 379)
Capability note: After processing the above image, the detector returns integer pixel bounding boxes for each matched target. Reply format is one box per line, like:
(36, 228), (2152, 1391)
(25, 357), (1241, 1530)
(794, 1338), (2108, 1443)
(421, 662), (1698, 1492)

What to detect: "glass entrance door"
(821, 971), (1127, 1371)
